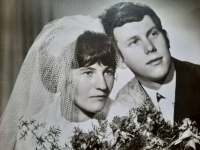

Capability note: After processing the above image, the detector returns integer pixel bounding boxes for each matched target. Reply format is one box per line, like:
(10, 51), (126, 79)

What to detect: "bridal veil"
(0, 15), (119, 149)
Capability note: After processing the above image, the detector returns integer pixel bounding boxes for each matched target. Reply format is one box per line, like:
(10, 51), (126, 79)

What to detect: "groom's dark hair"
(99, 2), (170, 48)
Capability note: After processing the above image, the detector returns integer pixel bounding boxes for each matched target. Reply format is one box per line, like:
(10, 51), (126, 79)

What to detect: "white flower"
(81, 143), (87, 149)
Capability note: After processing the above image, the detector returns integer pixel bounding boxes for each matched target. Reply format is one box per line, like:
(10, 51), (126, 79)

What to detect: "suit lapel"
(135, 79), (158, 111)
(173, 58), (199, 123)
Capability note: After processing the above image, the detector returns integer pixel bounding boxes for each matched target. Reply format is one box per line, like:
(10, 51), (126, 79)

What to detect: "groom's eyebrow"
(146, 26), (160, 36)
(125, 26), (158, 43)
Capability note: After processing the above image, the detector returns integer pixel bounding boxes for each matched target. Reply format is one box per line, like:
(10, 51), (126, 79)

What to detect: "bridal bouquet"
(70, 99), (200, 150)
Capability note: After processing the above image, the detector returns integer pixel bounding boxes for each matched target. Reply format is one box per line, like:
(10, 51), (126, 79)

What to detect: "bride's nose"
(95, 74), (107, 90)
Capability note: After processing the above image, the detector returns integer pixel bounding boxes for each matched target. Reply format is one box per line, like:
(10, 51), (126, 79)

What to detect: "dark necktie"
(156, 92), (165, 102)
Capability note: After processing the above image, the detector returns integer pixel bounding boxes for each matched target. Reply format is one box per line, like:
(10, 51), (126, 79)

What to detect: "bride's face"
(74, 62), (115, 114)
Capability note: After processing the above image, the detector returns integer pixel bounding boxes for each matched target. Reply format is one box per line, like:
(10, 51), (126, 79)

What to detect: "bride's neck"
(73, 105), (95, 122)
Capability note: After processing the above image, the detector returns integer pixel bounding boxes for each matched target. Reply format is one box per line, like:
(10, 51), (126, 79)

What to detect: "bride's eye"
(151, 31), (157, 36)
(105, 69), (115, 76)
(83, 71), (93, 76)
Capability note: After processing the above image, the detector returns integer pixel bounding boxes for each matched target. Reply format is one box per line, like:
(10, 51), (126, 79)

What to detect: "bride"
(0, 15), (118, 149)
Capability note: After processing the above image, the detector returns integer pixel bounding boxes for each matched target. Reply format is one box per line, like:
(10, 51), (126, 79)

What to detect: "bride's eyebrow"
(79, 67), (96, 71)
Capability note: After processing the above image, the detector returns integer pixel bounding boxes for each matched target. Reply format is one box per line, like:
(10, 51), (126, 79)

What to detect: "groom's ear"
(117, 53), (127, 69)
(119, 61), (128, 69)
(114, 42), (127, 69)
(162, 29), (170, 49)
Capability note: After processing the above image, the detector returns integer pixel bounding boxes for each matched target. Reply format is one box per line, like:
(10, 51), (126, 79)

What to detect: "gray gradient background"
(0, 0), (200, 115)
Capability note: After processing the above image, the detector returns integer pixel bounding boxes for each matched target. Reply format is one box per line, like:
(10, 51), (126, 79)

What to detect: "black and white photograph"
(0, 0), (200, 149)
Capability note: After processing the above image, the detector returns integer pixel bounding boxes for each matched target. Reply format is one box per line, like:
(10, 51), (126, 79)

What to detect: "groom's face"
(113, 15), (171, 82)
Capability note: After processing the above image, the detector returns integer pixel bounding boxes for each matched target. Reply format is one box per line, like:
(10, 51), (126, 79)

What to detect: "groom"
(99, 2), (200, 128)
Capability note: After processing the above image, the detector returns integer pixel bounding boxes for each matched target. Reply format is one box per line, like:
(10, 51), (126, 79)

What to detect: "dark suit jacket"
(113, 58), (200, 150)
(116, 57), (200, 128)
(173, 58), (200, 129)
(115, 57), (200, 149)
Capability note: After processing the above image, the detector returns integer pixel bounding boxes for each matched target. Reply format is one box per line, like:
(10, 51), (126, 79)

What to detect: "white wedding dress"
(15, 97), (98, 150)
(0, 15), (118, 150)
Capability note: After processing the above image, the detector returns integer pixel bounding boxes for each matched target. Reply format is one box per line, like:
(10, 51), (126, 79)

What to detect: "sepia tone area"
(0, 0), (200, 116)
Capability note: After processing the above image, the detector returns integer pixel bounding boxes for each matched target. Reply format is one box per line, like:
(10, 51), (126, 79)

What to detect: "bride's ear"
(54, 91), (62, 101)
(114, 72), (117, 80)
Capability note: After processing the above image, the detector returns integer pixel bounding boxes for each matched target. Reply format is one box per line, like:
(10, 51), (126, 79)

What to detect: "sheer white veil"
(0, 15), (110, 149)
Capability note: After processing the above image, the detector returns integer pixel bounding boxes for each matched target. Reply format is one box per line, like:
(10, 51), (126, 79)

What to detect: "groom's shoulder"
(117, 77), (139, 95)
(173, 57), (200, 80)
(173, 57), (200, 72)
(115, 77), (146, 108)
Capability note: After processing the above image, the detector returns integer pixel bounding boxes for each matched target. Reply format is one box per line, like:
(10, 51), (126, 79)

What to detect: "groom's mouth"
(146, 57), (163, 66)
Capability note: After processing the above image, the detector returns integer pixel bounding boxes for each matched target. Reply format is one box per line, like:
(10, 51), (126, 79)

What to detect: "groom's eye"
(148, 28), (160, 38)
(129, 39), (139, 46)
(151, 30), (158, 37)
(133, 39), (139, 44)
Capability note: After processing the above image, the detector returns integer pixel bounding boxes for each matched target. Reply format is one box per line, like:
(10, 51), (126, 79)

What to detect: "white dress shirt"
(142, 63), (176, 124)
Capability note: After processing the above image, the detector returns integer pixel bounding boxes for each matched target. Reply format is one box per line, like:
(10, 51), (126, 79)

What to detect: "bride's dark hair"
(42, 31), (117, 93)
(76, 31), (116, 70)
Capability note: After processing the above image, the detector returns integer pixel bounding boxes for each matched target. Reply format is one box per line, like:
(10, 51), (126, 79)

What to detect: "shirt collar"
(142, 62), (176, 110)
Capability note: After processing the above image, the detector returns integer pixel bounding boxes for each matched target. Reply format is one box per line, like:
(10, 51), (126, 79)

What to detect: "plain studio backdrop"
(0, 0), (200, 116)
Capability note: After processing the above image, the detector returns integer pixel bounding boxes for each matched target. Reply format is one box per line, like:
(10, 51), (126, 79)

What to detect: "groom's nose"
(143, 39), (156, 54)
